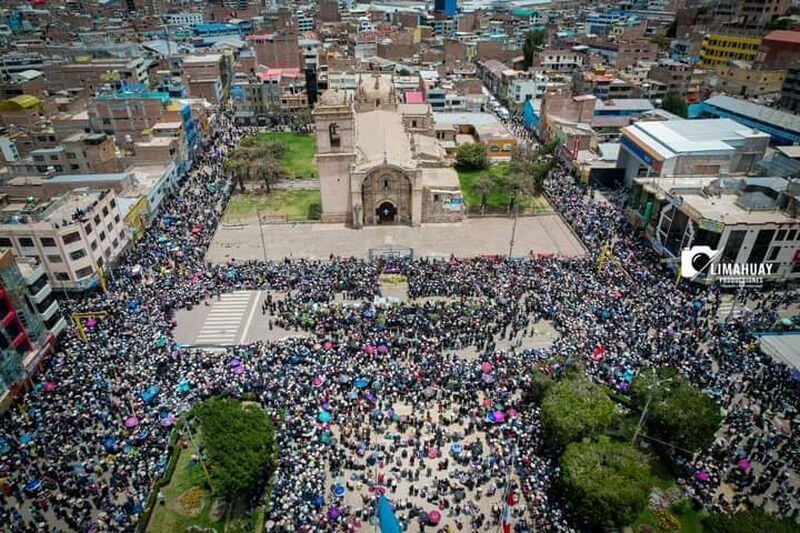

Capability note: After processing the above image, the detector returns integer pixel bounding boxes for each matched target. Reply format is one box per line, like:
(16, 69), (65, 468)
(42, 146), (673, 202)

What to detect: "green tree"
(541, 376), (616, 449)
(527, 369), (554, 404)
(223, 156), (250, 193)
(456, 142), (489, 170)
(523, 29), (547, 68)
(471, 173), (494, 211)
(559, 436), (655, 528)
(662, 91), (687, 118)
(631, 367), (722, 453)
(193, 398), (276, 500)
(250, 157), (283, 193)
(702, 508), (799, 533)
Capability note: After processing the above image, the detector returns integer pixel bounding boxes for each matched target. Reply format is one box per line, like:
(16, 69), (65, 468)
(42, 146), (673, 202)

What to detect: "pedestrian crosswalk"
(194, 291), (256, 345)
(717, 301), (749, 320)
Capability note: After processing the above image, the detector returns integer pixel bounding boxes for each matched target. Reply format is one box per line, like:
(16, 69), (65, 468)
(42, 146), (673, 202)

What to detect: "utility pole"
(256, 211), (268, 262)
(632, 371), (673, 446)
(508, 189), (519, 257)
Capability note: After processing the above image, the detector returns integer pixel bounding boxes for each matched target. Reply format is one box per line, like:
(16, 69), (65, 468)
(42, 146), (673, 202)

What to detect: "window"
(329, 123), (341, 148)
(721, 230), (746, 263)
(768, 247), (781, 261)
(788, 230), (797, 241)
(96, 257), (104, 268)
(94, 215), (101, 225)
(747, 229), (775, 265)
(90, 241), (98, 251)
(66, 152), (77, 159)
(62, 232), (80, 245)
(102, 206), (109, 217)
(114, 214), (120, 223)
(112, 238), (119, 248)
(99, 231), (106, 242)
(55, 272), (70, 281)
(70, 164), (80, 171)
(40, 237), (56, 247)
(102, 118), (111, 125)
(85, 224), (93, 235)
(69, 249), (86, 261)
(75, 266), (93, 278)
(47, 254), (62, 263)
(777, 229), (787, 241)
(18, 237), (34, 247)
(110, 198), (116, 209)
(107, 223), (113, 232)
(0, 237), (11, 247)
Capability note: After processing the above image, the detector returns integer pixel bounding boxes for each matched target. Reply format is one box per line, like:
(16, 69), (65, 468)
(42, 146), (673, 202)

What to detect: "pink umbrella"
(377, 345), (388, 354)
(43, 382), (56, 393)
(160, 415), (176, 427)
(492, 410), (505, 423)
(86, 318), (97, 329)
(480, 362), (493, 373)
(364, 345), (376, 354)
(323, 341), (334, 350)
(695, 470), (710, 482)
(506, 408), (518, 419)
(427, 448), (438, 459)
(124, 417), (139, 428)
(312, 377), (325, 388)
(429, 510), (442, 525)
(233, 365), (244, 375)
(737, 460), (752, 471)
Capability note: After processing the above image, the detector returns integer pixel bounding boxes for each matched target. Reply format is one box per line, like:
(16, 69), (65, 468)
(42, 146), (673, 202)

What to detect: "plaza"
(206, 214), (586, 262)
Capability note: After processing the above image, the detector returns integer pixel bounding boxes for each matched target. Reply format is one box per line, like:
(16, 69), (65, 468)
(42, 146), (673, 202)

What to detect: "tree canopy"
(193, 398), (276, 500)
(523, 29), (547, 68)
(631, 367), (722, 453)
(456, 142), (489, 170)
(702, 509), (800, 533)
(559, 436), (655, 528)
(662, 91), (687, 118)
(540, 376), (616, 449)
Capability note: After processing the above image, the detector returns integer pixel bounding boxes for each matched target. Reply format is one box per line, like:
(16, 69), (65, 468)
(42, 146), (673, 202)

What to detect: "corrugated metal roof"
(705, 94), (800, 134)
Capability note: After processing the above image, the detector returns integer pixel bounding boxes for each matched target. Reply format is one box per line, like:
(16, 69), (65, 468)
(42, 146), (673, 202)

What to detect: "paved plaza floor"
(206, 215), (585, 263)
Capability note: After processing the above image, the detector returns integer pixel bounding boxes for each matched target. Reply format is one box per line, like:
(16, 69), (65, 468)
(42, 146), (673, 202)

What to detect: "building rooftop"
(762, 30), (800, 44)
(623, 119), (768, 159)
(704, 94), (800, 135)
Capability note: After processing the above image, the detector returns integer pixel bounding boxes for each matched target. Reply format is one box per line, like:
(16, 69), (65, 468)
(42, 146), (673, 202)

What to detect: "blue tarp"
(377, 495), (402, 533)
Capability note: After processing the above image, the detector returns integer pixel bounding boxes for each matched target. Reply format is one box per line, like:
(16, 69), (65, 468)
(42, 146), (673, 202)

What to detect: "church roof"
(355, 109), (413, 167)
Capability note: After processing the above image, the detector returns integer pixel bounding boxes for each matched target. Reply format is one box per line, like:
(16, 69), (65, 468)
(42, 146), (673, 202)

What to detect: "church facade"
(313, 73), (464, 227)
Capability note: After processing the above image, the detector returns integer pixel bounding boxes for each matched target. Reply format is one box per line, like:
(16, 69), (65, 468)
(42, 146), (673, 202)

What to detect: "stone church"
(313, 73), (464, 227)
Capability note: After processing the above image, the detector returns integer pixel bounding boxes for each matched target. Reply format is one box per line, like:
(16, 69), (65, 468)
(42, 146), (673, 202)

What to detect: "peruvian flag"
(506, 487), (518, 507)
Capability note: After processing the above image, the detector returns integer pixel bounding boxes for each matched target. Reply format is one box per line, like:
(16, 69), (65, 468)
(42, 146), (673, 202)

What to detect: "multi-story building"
(0, 249), (66, 410)
(0, 189), (128, 291)
(779, 63), (800, 113)
(696, 94), (800, 146)
(163, 12), (203, 27)
(248, 30), (302, 69)
(0, 53), (46, 75)
(232, 68), (308, 125)
(756, 30), (800, 70)
(617, 119), (770, 186)
(181, 53), (231, 104)
(699, 33), (762, 70)
(536, 49), (584, 72)
(707, 62), (786, 98)
(294, 11), (315, 32)
(735, 0), (790, 29)
(6, 133), (122, 178)
(507, 71), (549, 105)
(647, 60), (694, 97)
(46, 57), (153, 94)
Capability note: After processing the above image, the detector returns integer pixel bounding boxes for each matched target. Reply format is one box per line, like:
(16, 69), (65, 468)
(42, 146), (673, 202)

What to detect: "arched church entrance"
(361, 170), (412, 226)
(376, 201), (397, 223)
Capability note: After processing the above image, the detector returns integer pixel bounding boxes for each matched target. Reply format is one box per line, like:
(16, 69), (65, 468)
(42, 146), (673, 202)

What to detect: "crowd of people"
(0, 107), (798, 533)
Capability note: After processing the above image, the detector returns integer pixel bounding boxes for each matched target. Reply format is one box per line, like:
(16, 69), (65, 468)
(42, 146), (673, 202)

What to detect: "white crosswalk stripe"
(194, 291), (255, 345)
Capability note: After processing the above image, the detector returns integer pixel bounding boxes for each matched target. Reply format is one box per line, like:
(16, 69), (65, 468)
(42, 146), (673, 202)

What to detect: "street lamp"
(508, 187), (520, 257)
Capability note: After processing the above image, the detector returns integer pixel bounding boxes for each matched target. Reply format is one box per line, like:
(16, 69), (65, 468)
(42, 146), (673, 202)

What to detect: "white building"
(0, 189), (129, 290)
(629, 177), (800, 283)
(163, 12), (203, 27)
(508, 72), (549, 104)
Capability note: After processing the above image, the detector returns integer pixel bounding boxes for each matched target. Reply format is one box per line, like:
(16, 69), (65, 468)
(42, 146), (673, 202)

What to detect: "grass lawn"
(457, 164), (551, 213)
(253, 132), (317, 179)
(147, 430), (224, 533)
(224, 190), (321, 222)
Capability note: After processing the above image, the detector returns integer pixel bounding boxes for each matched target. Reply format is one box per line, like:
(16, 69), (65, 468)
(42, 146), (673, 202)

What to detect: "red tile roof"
(763, 30), (800, 45)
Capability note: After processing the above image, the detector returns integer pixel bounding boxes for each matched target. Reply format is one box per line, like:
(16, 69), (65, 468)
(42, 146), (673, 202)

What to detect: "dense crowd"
(0, 108), (798, 532)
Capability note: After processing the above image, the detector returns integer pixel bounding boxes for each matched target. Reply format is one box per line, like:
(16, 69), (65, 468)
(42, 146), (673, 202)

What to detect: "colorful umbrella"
(450, 443), (463, 455)
(427, 448), (438, 459)
(354, 377), (369, 389)
(124, 417), (139, 428)
(24, 480), (42, 492)
(327, 507), (341, 520)
(364, 345), (376, 354)
(229, 358), (241, 368)
(506, 408), (518, 419)
(43, 382), (56, 393)
(323, 341), (334, 350)
(332, 485), (346, 497)
(318, 411), (332, 423)
(737, 460), (752, 471)
(160, 414), (176, 427)
(233, 365), (244, 375)
(480, 362), (493, 373)
(177, 381), (190, 393)
(429, 510), (442, 525)
(695, 470), (710, 482)
(19, 433), (36, 445)
(312, 377), (325, 388)
(377, 344), (388, 354)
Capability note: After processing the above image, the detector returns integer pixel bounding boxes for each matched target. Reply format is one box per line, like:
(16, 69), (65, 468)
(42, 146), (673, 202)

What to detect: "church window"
(376, 99), (381, 107)
(329, 123), (341, 148)
(384, 179), (390, 190)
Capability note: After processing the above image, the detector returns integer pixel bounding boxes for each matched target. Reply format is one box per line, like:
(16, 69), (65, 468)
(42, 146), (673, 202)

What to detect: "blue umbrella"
(102, 437), (117, 451)
(177, 380), (190, 393)
(373, 409), (383, 420)
(450, 443), (463, 455)
(318, 411), (332, 423)
(332, 485), (346, 497)
(140, 386), (160, 403)
(19, 433), (35, 445)
(354, 377), (369, 389)
(313, 495), (324, 507)
(0, 437), (9, 455)
(24, 480), (42, 492)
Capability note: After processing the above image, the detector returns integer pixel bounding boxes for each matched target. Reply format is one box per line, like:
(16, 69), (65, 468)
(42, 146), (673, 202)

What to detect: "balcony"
(29, 282), (51, 305)
(49, 316), (67, 338)
(40, 299), (59, 321)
